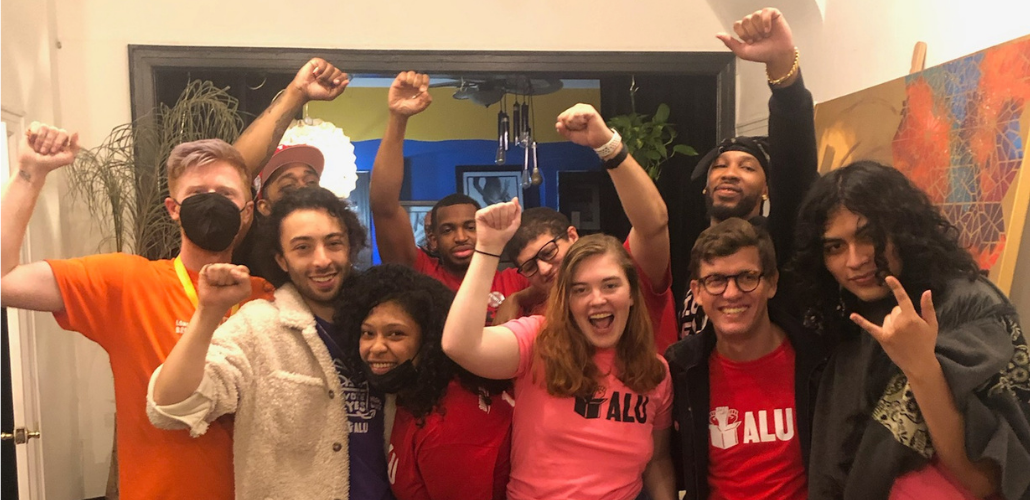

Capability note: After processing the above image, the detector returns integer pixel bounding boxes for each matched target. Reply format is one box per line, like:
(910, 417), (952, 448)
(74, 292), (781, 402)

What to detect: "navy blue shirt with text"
(316, 316), (394, 500)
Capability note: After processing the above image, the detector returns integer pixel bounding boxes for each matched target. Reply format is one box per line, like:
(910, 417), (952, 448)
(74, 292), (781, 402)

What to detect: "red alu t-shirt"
(387, 378), (514, 500)
(707, 339), (807, 500)
(414, 248), (528, 324)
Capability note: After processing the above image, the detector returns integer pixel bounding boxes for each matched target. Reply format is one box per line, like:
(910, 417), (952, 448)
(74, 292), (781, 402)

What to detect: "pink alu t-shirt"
(502, 315), (673, 500)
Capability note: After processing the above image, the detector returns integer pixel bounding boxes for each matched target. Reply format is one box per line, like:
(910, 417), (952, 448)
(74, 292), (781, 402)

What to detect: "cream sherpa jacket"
(147, 284), (350, 500)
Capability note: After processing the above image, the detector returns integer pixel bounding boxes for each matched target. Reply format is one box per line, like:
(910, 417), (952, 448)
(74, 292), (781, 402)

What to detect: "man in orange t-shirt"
(0, 124), (274, 499)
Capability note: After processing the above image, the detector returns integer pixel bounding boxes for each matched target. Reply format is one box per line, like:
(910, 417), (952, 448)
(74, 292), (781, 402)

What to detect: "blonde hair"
(166, 139), (250, 198)
(532, 234), (666, 398)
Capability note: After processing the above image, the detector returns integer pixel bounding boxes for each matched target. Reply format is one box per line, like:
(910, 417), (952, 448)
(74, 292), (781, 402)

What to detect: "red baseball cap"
(256, 144), (325, 199)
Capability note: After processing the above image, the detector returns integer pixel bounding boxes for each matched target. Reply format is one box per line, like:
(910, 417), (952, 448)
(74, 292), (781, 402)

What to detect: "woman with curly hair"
(441, 199), (675, 500)
(334, 264), (513, 500)
(790, 161), (1030, 499)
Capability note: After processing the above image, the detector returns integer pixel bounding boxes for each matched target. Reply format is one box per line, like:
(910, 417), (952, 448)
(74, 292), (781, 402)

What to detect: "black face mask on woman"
(363, 357), (419, 394)
(176, 192), (243, 252)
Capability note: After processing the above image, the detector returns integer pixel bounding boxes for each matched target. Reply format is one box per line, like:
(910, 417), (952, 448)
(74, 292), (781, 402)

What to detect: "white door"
(1, 113), (49, 499)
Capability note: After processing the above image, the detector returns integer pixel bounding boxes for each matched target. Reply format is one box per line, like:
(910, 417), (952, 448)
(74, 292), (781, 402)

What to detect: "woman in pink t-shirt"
(442, 198), (676, 500)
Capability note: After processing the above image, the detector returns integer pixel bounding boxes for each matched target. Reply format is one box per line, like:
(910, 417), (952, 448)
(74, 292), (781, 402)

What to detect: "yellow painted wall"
(307, 87), (601, 142)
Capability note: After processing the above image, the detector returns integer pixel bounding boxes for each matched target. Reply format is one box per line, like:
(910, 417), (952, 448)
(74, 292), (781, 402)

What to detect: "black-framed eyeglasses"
(698, 270), (764, 295)
(517, 235), (563, 277)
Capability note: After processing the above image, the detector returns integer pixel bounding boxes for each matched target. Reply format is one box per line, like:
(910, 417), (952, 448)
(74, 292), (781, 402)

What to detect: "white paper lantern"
(279, 118), (358, 198)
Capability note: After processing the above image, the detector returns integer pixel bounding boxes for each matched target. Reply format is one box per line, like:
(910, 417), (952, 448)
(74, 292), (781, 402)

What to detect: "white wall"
(52, 0), (728, 146)
(2, 0), (116, 498)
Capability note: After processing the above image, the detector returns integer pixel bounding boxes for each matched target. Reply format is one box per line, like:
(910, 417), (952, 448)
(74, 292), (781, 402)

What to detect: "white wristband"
(593, 128), (622, 158)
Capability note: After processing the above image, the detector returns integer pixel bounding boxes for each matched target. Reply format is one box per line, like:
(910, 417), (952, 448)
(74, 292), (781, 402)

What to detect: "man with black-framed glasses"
(492, 104), (679, 354)
(664, 217), (825, 500)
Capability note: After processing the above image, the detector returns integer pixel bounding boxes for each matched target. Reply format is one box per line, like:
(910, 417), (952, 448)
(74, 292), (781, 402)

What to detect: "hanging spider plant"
(608, 103), (698, 182)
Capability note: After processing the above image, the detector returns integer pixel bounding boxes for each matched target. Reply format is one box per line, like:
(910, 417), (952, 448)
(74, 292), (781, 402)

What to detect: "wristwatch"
(593, 128), (622, 158)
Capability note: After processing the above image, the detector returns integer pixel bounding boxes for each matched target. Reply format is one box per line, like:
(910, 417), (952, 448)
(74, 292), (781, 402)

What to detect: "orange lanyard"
(174, 257), (241, 316)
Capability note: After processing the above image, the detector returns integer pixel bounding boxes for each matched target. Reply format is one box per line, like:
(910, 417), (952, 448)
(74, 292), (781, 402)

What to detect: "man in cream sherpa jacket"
(147, 283), (350, 499)
(147, 186), (378, 500)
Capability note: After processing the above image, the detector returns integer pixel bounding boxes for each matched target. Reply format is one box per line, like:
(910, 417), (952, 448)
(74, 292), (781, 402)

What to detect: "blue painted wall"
(353, 139), (600, 209)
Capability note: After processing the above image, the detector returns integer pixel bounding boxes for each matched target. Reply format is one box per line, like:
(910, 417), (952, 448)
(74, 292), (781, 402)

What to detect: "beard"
(706, 190), (762, 222)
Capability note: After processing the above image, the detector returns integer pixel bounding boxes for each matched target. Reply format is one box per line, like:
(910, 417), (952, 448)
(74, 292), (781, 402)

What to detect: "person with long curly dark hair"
(334, 264), (513, 500)
(790, 161), (1030, 499)
(442, 199), (675, 500)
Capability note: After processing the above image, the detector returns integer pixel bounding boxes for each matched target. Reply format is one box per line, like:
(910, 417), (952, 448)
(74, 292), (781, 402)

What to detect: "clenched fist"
(198, 264), (252, 313)
(19, 122), (80, 180)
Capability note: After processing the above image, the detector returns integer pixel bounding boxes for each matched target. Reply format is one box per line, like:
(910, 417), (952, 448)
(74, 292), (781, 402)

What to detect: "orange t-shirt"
(47, 253), (275, 500)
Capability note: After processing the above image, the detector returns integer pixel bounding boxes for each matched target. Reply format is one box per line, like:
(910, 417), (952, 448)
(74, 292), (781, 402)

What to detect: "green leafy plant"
(607, 103), (698, 181)
(68, 80), (245, 259)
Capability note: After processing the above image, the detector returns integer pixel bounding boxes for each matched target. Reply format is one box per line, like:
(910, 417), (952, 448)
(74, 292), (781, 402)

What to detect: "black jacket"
(808, 276), (1030, 500)
(676, 73), (819, 334)
(664, 304), (827, 500)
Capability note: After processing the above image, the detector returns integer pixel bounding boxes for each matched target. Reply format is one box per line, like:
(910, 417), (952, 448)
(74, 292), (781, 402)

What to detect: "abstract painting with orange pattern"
(815, 35), (1030, 294)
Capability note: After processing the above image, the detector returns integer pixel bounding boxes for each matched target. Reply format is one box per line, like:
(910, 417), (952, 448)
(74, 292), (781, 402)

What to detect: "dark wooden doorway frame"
(128, 45), (735, 140)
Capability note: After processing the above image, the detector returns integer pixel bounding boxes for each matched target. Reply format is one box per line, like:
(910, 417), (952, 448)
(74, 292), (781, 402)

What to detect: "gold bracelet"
(767, 47), (800, 86)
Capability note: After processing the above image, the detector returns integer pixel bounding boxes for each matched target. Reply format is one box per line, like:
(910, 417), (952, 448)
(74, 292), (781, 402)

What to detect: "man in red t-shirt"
(369, 71), (528, 322)
(492, 103), (677, 353)
(664, 218), (825, 500)
(0, 124), (275, 499)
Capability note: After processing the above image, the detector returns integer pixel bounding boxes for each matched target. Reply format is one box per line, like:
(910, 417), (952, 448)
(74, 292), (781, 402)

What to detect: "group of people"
(2, 7), (1029, 500)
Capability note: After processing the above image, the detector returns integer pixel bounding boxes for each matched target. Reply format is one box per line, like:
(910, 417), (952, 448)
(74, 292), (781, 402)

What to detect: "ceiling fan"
(429, 75), (564, 107)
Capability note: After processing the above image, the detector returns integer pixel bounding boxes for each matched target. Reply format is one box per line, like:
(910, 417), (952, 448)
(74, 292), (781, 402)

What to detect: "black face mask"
(177, 192), (243, 252)
(362, 358), (419, 394)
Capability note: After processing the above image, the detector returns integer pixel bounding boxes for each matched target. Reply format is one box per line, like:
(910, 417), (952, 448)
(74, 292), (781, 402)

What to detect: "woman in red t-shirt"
(334, 264), (513, 500)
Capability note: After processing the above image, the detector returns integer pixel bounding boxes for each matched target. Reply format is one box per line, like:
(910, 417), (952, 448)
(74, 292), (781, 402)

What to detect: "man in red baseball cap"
(254, 143), (325, 216)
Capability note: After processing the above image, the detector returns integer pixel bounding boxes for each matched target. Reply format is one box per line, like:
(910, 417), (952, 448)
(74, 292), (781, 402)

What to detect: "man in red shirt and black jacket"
(665, 218), (826, 499)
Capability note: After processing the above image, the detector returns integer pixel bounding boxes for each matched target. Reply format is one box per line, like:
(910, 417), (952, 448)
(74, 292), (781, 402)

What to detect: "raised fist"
(388, 71), (432, 117)
(474, 198), (521, 255)
(555, 104), (613, 150)
(198, 264), (252, 313)
(19, 122), (80, 177)
(716, 8), (796, 75)
(292, 57), (350, 102)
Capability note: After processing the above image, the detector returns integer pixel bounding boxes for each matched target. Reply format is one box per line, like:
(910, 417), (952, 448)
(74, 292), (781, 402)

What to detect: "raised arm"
(851, 277), (1001, 497)
(369, 71), (432, 266)
(441, 199), (522, 379)
(556, 104), (670, 289)
(151, 263), (253, 405)
(0, 123), (79, 311)
(717, 8), (817, 266)
(233, 58), (349, 179)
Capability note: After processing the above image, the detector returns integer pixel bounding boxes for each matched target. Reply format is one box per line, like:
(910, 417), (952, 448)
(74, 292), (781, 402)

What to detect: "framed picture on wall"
(401, 200), (436, 251)
(455, 165), (524, 208)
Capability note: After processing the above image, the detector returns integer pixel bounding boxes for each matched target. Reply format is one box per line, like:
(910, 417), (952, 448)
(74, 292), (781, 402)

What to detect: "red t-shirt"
(707, 339), (807, 500)
(388, 378), (514, 500)
(414, 248), (528, 324)
(48, 253), (275, 500)
(622, 239), (678, 354)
